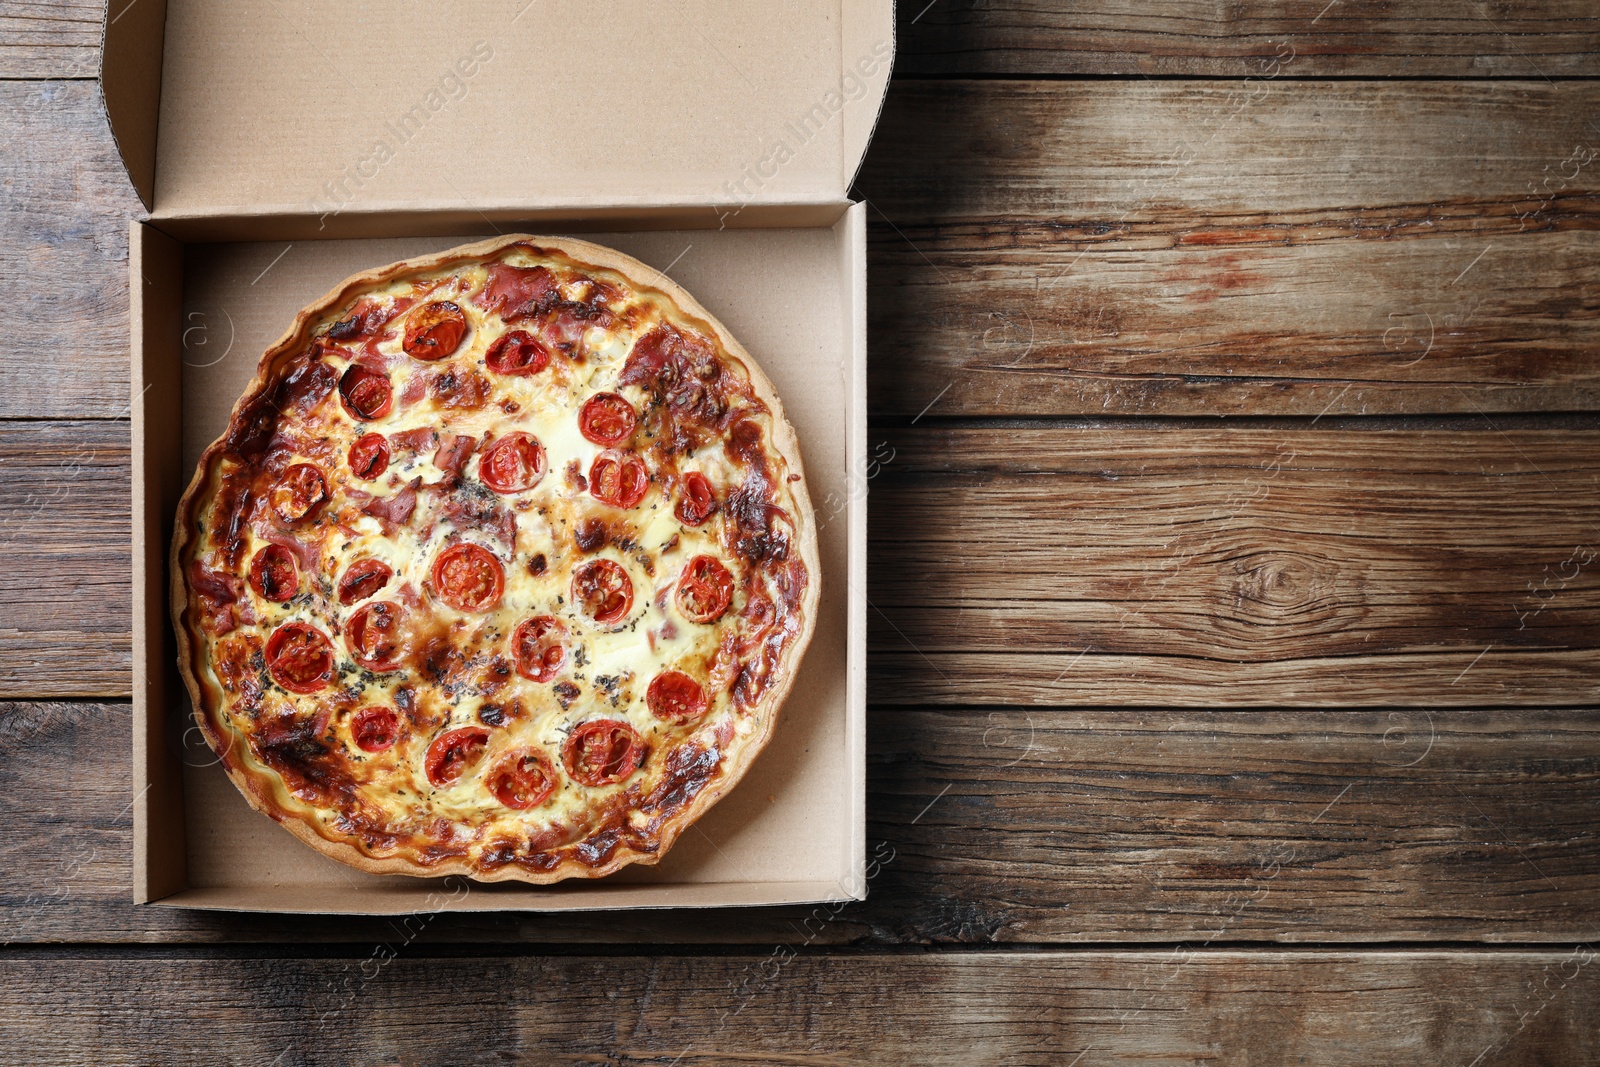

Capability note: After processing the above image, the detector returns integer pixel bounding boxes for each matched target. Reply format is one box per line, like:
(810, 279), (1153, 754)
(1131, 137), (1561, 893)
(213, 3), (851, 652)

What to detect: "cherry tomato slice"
(511, 616), (567, 682)
(271, 463), (328, 524)
(563, 719), (644, 787)
(588, 450), (648, 509)
(425, 726), (490, 786)
(579, 392), (637, 446)
(647, 670), (709, 723)
(484, 329), (551, 376)
(571, 559), (633, 625)
(248, 543), (298, 603)
(432, 543), (505, 612)
(345, 601), (404, 672)
(486, 747), (558, 809)
(403, 300), (468, 361)
(347, 432), (390, 480)
(265, 622), (335, 694)
(675, 471), (718, 526)
(350, 707), (399, 753)
(337, 558), (393, 605)
(339, 364), (393, 420)
(478, 432), (546, 494)
(677, 555), (734, 623)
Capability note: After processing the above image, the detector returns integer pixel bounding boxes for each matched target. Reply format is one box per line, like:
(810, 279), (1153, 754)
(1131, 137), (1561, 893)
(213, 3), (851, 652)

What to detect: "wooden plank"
(868, 707), (1600, 943)
(10, 79), (1600, 421)
(0, 79), (141, 420)
(0, 950), (1596, 1064)
(860, 80), (1600, 417)
(0, 421), (129, 698)
(867, 425), (1600, 707)
(895, 0), (1600, 77)
(6, 701), (1598, 943)
(18, 0), (1600, 81)
(0, 702), (869, 945)
(0, 0), (102, 78)
(7, 421), (1598, 706)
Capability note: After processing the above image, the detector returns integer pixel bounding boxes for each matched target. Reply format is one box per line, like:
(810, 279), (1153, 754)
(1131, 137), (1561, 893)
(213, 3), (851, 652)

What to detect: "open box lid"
(101, 0), (893, 226)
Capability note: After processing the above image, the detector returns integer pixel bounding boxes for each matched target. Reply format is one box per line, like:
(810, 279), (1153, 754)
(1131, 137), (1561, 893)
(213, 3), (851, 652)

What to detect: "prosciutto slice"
(361, 477), (422, 526)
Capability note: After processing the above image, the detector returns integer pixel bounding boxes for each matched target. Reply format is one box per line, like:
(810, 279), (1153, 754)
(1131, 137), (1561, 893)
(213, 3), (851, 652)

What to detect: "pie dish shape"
(171, 235), (818, 882)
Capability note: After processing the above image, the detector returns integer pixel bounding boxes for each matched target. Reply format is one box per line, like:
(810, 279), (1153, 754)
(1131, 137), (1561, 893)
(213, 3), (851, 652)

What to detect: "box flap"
(98, 0), (168, 210)
(98, 0), (893, 222)
(841, 0), (895, 190)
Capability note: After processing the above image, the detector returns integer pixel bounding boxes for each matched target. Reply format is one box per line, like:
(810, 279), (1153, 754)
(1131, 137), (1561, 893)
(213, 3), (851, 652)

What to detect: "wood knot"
(1231, 550), (1336, 615)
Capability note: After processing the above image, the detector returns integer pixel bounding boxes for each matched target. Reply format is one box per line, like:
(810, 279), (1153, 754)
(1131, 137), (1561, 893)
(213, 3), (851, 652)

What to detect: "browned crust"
(170, 234), (822, 884)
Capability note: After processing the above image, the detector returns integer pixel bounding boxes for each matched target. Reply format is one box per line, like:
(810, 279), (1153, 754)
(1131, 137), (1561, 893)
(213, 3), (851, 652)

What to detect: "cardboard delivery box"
(107, 0), (891, 914)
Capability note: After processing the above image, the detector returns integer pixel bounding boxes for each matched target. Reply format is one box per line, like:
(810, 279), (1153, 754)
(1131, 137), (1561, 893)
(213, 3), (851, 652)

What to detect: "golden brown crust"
(171, 234), (820, 883)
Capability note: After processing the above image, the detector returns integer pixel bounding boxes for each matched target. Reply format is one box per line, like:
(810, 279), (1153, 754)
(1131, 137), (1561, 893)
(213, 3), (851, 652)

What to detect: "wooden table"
(3, 2), (1599, 1062)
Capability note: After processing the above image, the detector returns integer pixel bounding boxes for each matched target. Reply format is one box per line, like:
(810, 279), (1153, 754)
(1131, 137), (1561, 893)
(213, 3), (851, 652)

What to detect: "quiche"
(171, 235), (818, 882)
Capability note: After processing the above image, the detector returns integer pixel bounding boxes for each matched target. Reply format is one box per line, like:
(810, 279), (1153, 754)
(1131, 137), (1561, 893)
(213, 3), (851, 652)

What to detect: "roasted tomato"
(676, 555), (733, 623)
(563, 720), (644, 787)
(403, 301), (469, 361)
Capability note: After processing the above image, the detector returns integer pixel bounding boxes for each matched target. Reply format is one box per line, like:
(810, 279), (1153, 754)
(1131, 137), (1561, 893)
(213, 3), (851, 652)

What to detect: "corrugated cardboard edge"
(841, 0), (896, 190)
(147, 201), (851, 244)
(99, 0), (167, 210)
(158, 879), (853, 916)
(131, 222), (187, 903)
(840, 202), (869, 900)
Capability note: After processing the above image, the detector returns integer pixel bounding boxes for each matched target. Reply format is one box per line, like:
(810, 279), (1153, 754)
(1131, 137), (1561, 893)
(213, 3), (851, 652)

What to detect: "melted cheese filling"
(186, 245), (804, 865)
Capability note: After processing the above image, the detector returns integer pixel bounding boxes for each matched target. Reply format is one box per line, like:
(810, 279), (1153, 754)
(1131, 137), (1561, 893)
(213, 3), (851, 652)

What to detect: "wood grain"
(0, 701), (863, 945)
(0, 0), (101, 78)
(0, 421), (129, 698)
(14, 0), (1600, 81)
(6, 701), (1598, 944)
(0, 950), (1596, 1065)
(869, 707), (1600, 943)
(7, 421), (1598, 707)
(0, 79), (141, 420)
(4, 0), (1598, 1055)
(859, 80), (1600, 417)
(9, 80), (1600, 420)
(895, 0), (1600, 77)
(867, 425), (1600, 707)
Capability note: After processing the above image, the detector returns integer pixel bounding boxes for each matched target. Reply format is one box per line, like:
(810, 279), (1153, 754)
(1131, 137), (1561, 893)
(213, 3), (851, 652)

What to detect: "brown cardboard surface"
(842, 0), (896, 183)
(139, 222), (866, 912)
(130, 223), (187, 903)
(136, 0), (893, 223)
(158, 880), (851, 915)
(148, 203), (857, 246)
(117, 0), (887, 914)
(838, 204), (869, 883)
(98, 0), (168, 209)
